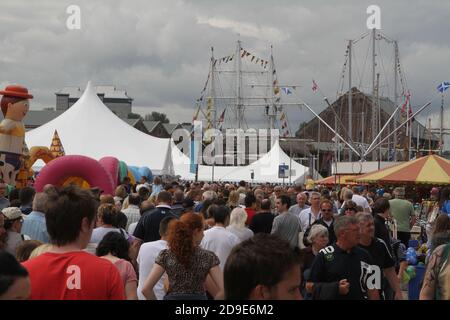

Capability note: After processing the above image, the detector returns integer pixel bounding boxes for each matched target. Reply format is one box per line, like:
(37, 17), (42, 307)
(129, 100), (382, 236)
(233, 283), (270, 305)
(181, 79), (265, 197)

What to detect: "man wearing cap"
(2, 207), (25, 255)
(0, 85), (33, 186)
(389, 187), (416, 247)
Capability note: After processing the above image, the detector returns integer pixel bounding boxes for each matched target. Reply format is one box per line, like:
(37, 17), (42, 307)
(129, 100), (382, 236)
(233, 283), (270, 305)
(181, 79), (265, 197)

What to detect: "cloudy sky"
(1, 0), (449, 148)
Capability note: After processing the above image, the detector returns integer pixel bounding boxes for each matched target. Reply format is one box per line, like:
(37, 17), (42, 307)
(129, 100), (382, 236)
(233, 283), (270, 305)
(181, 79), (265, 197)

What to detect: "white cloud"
(196, 16), (290, 42)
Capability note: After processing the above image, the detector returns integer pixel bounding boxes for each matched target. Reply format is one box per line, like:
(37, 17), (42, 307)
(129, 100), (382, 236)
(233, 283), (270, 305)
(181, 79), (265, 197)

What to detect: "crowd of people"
(0, 176), (450, 300)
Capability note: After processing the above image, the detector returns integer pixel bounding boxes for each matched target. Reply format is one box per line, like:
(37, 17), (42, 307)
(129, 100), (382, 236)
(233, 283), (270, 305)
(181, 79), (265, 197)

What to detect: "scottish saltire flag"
(282, 87), (292, 95)
(437, 81), (450, 93)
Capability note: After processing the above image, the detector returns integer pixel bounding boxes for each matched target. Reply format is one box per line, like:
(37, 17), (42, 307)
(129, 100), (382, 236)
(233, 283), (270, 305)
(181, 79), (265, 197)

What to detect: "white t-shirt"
(226, 225), (254, 242)
(298, 207), (322, 232)
(200, 226), (240, 271)
(137, 239), (168, 300)
(352, 194), (371, 211)
(128, 222), (138, 236)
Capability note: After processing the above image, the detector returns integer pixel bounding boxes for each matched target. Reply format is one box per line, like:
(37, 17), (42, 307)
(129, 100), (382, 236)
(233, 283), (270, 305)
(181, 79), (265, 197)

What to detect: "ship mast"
(210, 46), (216, 129)
(348, 39), (352, 161)
(269, 45), (276, 130)
(236, 40), (243, 129)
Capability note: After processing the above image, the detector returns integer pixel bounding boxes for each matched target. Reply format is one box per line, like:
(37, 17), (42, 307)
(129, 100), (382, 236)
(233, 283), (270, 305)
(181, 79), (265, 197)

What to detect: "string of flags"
(206, 98), (213, 130)
(272, 62), (281, 103)
(279, 111), (290, 137)
(192, 105), (200, 122)
(240, 48), (269, 69)
(399, 90), (413, 123)
(214, 54), (234, 66)
(218, 109), (226, 130)
(197, 72), (211, 103)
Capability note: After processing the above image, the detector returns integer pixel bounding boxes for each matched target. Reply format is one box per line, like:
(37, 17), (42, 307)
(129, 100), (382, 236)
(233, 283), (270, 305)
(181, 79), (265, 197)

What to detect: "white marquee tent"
(26, 82), (173, 175)
(171, 139), (312, 184)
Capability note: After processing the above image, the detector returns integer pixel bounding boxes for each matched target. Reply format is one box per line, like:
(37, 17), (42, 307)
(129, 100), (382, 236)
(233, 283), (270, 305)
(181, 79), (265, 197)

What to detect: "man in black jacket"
(249, 199), (275, 234)
(133, 191), (177, 243)
(304, 199), (336, 246)
(308, 216), (380, 300)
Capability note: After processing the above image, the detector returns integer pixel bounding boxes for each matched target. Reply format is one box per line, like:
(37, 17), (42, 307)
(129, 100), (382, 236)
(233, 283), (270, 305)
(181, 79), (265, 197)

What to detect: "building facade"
(55, 85), (133, 118)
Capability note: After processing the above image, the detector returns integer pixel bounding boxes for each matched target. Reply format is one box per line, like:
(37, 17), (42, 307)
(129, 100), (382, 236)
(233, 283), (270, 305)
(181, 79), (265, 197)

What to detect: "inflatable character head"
(0, 85), (33, 185)
(0, 85), (33, 121)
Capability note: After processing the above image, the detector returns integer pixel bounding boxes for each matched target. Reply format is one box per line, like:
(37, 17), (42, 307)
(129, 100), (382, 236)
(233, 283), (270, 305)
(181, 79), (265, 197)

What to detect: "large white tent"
(26, 82), (173, 175)
(171, 139), (312, 184)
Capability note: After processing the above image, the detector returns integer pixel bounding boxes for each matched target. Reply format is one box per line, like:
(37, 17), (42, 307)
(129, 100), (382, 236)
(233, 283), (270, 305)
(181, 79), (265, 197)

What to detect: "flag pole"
(364, 98), (436, 156)
(440, 92), (444, 155)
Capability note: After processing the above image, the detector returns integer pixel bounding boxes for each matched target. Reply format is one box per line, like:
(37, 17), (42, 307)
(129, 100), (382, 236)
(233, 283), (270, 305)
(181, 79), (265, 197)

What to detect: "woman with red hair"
(141, 213), (223, 300)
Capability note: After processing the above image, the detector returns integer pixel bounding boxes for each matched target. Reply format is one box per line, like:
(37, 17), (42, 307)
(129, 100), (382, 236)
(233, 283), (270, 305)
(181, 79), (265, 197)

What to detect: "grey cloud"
(0, 0), (449, 146)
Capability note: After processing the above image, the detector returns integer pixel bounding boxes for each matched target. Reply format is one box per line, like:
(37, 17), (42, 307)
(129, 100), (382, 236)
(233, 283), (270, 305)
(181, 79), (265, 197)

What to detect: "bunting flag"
(312, 79), (319, 92)
(192, 106), (200, 122)
(218, 109), (225, 123)
(282, 87), (292, 95)
(279, 111), (291, 137)
(273, 79), (280, 96)
(239, 48), (269, 69)
(215, 54), (234, 66)
(206, 98), (214, 129)
(399, 91), (413, 124)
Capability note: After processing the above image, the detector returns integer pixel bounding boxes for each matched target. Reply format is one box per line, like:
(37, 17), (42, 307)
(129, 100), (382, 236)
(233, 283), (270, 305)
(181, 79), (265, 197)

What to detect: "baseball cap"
(2, 207), (23, 220)
(136, 184), (150, 192)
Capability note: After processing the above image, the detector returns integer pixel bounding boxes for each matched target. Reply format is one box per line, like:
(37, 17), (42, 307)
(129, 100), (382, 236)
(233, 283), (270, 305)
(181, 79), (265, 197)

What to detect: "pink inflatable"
(34, 155), (115, 195)
(99, 156), (120, 187)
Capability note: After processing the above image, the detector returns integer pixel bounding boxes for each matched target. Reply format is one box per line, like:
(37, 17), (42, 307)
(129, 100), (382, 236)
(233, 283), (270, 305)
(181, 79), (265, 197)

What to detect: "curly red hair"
(167, 213), (203, 267)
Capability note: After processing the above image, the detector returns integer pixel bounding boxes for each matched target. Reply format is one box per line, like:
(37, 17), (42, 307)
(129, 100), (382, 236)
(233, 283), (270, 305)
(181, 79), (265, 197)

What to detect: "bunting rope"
(240, 48), (269, 69)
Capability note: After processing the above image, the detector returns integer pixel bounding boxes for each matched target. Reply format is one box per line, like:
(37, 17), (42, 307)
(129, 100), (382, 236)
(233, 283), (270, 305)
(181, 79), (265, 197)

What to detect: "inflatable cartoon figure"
(0, 85), (33, 185)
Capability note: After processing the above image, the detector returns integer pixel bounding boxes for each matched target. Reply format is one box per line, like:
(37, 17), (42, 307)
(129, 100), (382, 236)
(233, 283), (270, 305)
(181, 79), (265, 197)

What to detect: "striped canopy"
(354, 154), (450, 185)
(316, 174), (364, 186)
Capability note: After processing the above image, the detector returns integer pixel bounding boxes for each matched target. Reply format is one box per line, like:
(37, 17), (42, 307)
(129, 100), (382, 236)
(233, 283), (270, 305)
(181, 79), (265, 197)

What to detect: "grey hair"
(307, 224), (329, 244)
(32, 192), (49, 213)
(310, 192), (321, 199)
(355, 212), (373, 224)
(202, 190), (218, 201)
(229, 207), (248, 230)
(333, 216), (358, 237)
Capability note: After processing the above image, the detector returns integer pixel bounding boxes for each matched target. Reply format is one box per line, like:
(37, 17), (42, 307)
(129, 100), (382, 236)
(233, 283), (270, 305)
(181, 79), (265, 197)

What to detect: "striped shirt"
(122, 205), (141, 230)
(21, 211), (49, 243)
